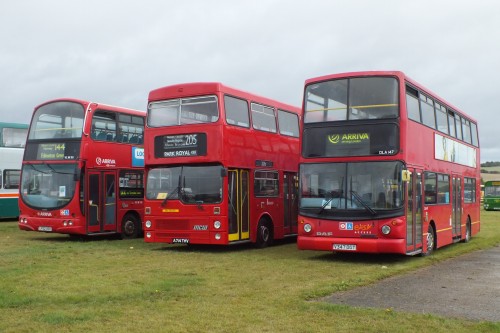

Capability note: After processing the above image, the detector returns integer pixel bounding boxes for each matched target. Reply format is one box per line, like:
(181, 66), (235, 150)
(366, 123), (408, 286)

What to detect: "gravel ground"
(321, 246), (500, 322)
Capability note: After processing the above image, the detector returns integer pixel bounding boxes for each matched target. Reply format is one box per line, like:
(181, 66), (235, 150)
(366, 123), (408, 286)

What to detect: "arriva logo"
(328, 134), (340, 144)
(96, 157), (116, 166)
(328, 133), (370, 144)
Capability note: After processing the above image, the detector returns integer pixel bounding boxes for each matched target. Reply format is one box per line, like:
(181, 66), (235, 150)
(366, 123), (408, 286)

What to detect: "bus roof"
(304, 70), (476, 123)
(34, 98), (146, 117)
(148, 82), (299, 113)
(0, 122), (29, 129)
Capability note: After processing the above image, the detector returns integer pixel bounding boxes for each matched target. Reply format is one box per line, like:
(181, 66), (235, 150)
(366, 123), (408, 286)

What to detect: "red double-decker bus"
(298, 71), (480, 255)
(19, 98), (146, 238)
(144, 82), (300, 247)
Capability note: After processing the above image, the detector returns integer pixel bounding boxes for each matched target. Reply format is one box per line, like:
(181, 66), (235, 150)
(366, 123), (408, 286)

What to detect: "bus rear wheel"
(121, 214), (140, 239)
(422, 224), (435, 256)
(463, 219), (472, 243)
(256, 219), (273, 248)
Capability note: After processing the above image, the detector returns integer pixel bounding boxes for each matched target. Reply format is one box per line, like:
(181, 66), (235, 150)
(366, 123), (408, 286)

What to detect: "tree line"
(481, 161), (500, 167)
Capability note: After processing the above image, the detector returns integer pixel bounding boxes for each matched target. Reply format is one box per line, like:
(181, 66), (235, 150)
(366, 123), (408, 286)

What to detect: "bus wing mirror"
(221, 168), (228, 177)
(401, 170), (411, 182)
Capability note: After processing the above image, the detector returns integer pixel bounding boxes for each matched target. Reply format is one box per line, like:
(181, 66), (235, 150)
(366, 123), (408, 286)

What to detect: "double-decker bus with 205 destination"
(0, 122), (28, 219)
(144, 82), (300, 247)
(298, 71), (480, 255)
(483, 180), (500, 211)
(18, 98), (146, 238)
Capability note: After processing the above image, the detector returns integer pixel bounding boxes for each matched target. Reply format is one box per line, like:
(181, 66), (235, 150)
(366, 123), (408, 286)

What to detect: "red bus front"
(297, 160), (408, 254)
(144, 83), (300, 246)
(18, 99), (145, 238)
(297, 71), (480, 255)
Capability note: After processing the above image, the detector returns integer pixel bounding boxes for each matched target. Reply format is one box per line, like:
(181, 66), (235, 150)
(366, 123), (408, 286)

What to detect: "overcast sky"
(1, 1), (499, 162)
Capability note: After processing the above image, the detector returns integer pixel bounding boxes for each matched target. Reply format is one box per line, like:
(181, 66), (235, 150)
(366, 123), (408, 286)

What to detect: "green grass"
(0, 211), (499, 333)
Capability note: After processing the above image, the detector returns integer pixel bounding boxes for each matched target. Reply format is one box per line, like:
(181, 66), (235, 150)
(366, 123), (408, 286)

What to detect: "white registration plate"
(333, 244), (356, 251)
(38, 226), (53, 232)
(172, 238), (189, 244)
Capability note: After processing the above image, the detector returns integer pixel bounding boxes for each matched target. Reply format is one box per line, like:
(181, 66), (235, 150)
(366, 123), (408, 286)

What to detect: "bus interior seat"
(96, 132), (108, 141)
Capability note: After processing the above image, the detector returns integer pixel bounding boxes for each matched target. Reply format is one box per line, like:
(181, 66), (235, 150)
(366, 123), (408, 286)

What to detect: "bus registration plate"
(38, 226), (52, 232)
(172, 238), (189, 244)
(333, 244), (356, 251)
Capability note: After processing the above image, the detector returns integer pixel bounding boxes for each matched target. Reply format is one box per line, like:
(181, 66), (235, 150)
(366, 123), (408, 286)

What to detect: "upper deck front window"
(304, 77), (399, 123)
(148, 96), (219, 127)
(28, 101), (84, 140)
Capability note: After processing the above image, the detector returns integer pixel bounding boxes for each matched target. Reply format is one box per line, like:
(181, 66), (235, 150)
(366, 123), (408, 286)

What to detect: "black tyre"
(463, 219), (472, 243)
(422, 224), (435, 256)
(256, 219), (273, 248)
(121, 214), (141, 239)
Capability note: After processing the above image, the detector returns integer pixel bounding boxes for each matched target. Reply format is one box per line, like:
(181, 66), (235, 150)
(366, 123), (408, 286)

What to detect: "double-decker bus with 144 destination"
(18, 98), (146, 238)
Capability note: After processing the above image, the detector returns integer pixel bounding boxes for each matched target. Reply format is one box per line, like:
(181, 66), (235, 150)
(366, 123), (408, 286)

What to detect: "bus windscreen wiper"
(161, 186), (180, 207)
(317, 195), (336, 215)
(350, 190), (377, 215)
(161, 174), (182, 207)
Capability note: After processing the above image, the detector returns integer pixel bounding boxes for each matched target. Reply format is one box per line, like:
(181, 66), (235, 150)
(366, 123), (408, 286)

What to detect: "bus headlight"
(146, 232), (152, 239)
(304, 223), (312, 233)
(214, 221), (221, 229)
(145, 220), (152, 228)
(381, 225), (391, 235)
(215, 233), (221, 240)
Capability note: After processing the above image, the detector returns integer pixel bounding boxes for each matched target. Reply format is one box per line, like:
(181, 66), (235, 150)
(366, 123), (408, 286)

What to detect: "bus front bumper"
(297, 236), (406, 254)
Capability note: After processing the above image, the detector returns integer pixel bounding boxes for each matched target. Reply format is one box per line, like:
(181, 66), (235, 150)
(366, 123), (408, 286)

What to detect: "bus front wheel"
(121, 214), (140, 239)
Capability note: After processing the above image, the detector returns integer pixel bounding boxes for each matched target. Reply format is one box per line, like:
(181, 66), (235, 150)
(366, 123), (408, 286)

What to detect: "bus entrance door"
(406, 169), (423, 254)
(283, 172), (298, 235)
(87, 171), (117, 234)
(452, 176), (462, 238)
(228, 169), (249, 242)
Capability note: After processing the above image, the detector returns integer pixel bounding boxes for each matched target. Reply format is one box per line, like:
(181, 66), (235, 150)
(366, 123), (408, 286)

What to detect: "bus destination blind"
(154, 133), (207, 158)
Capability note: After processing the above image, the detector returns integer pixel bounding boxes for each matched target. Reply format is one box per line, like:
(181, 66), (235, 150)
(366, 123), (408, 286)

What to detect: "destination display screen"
(119, 188), (144, 199)
(302, 123), (399, 157)
(154, 133), (207, 158)
(24, 141), (81, 161)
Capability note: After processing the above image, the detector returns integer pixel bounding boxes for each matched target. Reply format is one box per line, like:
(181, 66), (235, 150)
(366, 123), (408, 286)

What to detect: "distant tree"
(481, 161), (500, 167)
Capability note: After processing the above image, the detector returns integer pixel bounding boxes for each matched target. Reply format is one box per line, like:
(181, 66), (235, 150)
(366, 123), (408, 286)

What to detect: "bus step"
(406, 249), (422, 256)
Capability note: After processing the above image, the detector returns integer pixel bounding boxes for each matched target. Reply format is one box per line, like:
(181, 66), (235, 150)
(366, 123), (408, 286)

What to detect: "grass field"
(1, 210), (499, 333)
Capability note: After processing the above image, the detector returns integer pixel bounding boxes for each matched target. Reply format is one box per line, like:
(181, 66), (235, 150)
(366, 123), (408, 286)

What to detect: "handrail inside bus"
(306, 103), (397, 113)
